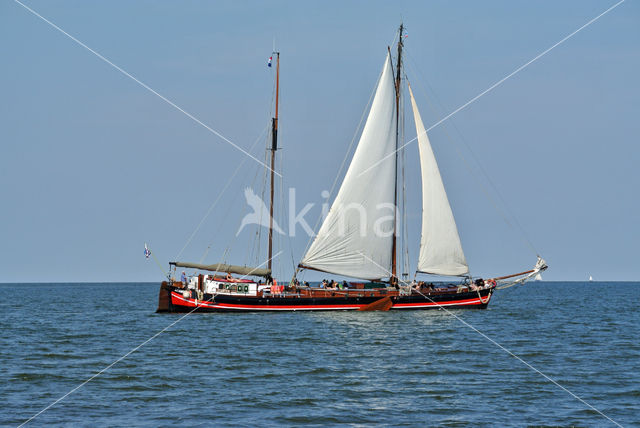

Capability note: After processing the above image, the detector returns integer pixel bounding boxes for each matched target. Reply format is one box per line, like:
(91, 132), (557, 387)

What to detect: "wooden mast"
(268, 52), (280, 272)
(391, 24), (404, 284)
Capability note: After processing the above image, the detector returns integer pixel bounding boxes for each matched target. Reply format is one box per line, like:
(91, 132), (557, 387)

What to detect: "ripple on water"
(1, 282), (639, 426)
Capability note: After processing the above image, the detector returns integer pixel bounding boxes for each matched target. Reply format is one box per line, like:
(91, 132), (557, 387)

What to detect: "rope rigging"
(404, 48), (541, 259)
(174, 121), (271, 262)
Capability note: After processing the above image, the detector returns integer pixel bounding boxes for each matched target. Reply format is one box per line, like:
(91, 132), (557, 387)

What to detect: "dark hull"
(158, 285), (494, 313)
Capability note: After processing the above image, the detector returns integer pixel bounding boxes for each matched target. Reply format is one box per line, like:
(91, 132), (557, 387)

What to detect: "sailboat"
(156, 26), (547, 313)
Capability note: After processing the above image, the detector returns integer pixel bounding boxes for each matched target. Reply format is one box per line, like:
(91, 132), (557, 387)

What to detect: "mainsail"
(300, 53), (397, 280)
(408, 84), (469, 276)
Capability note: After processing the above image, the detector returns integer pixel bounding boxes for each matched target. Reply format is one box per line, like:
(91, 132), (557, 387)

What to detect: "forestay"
(408, 84), (469, 276)
(300, 53), (397, 280)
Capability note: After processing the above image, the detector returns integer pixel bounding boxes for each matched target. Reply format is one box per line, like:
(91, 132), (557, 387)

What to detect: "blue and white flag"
(144, 243), (151, 259)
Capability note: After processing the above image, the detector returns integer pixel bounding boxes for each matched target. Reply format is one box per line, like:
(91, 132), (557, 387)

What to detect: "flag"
(144, 243), (151, 259)
(268, 56), (272, 67)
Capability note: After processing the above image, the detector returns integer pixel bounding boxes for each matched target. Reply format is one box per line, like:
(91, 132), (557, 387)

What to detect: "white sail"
(300, 53), (397, 280)
(408, 84), (469, 276)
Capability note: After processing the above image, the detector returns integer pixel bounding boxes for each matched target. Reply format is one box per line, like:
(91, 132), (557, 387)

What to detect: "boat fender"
(182, 290), (190, 299)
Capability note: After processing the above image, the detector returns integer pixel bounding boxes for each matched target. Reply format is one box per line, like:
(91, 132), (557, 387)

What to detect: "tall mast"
(268, 52), (280, 272)
(391, 24), (404, 283)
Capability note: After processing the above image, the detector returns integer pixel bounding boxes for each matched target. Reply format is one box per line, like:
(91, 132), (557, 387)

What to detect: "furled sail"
(300, 53), (397, 280)
(170, 261), (271, 278)
(408, 84), (469, 276)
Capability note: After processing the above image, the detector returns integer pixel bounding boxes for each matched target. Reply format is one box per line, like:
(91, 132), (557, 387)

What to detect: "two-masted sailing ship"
(157, 26), (547, 313)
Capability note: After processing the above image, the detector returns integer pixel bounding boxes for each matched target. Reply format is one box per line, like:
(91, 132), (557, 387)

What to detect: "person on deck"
(226, 272), (232, 281)
(181, 271), (187, 285)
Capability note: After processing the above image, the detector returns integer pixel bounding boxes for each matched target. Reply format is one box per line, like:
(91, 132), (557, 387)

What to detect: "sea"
(1, 281), (638, 427)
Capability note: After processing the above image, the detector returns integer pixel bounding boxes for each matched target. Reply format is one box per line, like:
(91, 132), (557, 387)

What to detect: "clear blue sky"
(1, 0), (638, 282)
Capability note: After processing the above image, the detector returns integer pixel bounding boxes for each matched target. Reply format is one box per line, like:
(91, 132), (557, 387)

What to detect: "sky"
(1, 0), (638, 283)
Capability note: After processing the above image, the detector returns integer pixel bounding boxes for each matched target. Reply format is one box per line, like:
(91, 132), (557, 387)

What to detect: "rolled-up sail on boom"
(300, 53), (398, 280)
(408, 83), (469, 276)
(170, 261), (271, 278)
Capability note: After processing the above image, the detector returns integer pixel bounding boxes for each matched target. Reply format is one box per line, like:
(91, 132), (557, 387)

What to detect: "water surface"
(1, 282), (638, 426)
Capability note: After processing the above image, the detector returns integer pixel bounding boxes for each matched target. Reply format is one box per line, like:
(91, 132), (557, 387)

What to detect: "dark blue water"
(1, 282), (638, 427)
